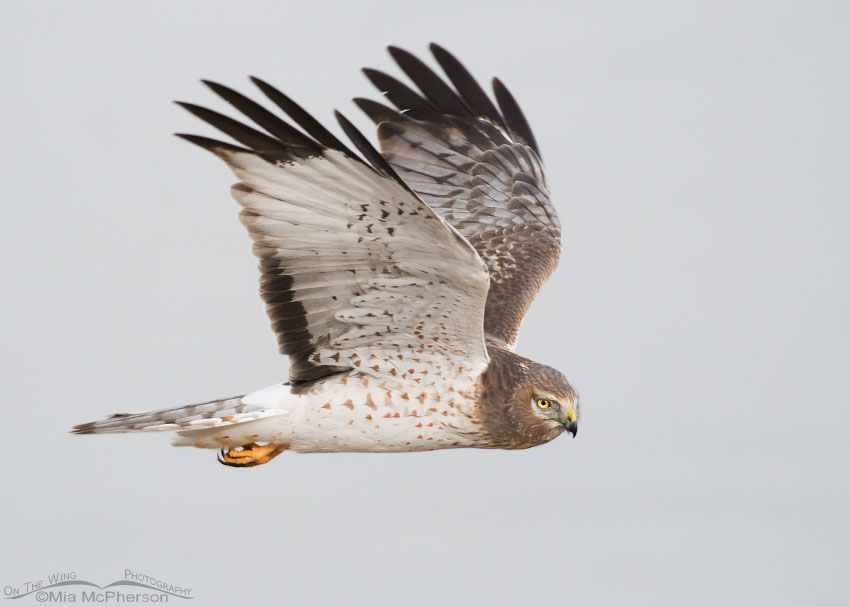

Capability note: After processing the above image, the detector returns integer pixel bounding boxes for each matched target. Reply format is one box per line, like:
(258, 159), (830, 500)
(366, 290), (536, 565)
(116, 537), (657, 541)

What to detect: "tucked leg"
(217, 443), (285, 467)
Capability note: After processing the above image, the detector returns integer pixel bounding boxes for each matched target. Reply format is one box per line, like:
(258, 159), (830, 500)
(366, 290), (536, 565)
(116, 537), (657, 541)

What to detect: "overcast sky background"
(1, 1), (848, 605)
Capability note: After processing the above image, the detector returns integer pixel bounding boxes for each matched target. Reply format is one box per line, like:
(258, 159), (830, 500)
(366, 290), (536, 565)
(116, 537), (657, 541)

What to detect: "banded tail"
(72, 384), (294, 467)
(70, 395), (268, 435)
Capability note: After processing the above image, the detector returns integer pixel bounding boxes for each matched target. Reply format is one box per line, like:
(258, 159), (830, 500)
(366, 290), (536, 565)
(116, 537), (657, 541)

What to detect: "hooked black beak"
(565, 421), (578, 438)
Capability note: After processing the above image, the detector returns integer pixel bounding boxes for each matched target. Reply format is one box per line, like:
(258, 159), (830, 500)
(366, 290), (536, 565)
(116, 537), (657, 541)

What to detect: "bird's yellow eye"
(536, 398), (552, 410)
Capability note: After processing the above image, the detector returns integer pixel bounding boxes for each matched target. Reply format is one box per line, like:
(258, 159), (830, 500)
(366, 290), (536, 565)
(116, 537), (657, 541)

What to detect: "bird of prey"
(72, 44), (580, 467)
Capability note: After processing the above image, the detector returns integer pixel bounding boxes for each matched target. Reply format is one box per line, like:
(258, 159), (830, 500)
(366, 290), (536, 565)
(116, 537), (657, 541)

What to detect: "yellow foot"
(217, 443), (285, 468)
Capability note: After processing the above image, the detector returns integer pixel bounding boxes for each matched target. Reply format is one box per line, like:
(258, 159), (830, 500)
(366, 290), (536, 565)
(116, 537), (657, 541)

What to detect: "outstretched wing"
(177, 78), (490, 383)
(356, 44), (560, 348)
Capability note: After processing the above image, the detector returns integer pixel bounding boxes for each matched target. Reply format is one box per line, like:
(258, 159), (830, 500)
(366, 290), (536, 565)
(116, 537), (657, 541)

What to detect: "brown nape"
(476, 346), (576, 449)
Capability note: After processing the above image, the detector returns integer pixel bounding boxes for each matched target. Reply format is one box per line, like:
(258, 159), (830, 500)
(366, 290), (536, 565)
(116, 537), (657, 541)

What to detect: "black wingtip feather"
(353, 97), (409, 125)
(179, 76), (419, 189)
(428, 43), (506, 129)
(387, 45), (471, 117)
(335, 110), (415, 195)
(492, 77), (540, 158)
(334, 110), (388, 170)
(175, 101), (290, 154)
(201, 79), (318, 149)
(249, 76), (362, 161)
(174, 132), (251, 155)
(362, 68), (436, 114)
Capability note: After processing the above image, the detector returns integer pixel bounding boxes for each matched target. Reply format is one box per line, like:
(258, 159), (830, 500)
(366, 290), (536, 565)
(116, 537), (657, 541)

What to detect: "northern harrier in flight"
(73, 45), (580, 466)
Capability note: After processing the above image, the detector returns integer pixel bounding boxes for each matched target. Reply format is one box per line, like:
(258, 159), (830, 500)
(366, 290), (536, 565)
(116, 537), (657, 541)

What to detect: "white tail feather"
(70, 395), (265, 434)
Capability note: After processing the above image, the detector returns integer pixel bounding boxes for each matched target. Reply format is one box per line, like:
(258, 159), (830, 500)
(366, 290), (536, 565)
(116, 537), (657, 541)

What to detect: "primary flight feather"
(72, 44), (579, 467)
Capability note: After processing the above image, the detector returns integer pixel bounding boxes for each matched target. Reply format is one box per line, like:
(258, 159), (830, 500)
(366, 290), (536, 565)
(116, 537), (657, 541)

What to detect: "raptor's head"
(515, 363), (579, 439)
(478, 350), (580, 448)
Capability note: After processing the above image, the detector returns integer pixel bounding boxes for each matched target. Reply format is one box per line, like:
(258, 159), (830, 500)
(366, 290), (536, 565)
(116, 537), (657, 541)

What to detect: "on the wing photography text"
(3, 569), (192, 603)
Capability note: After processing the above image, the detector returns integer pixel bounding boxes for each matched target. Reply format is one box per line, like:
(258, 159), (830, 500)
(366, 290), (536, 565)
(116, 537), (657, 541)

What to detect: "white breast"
(174, 368), (484, 453)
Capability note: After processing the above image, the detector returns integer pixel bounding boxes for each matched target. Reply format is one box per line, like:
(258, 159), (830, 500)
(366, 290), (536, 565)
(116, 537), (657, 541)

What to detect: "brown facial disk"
(476, 346), (577, 449)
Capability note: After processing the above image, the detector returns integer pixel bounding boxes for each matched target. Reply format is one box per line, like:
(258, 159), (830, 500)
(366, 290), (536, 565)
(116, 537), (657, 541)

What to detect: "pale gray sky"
(2, 1), (848, 605)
